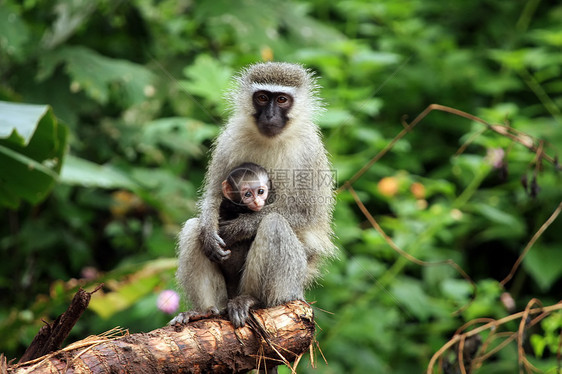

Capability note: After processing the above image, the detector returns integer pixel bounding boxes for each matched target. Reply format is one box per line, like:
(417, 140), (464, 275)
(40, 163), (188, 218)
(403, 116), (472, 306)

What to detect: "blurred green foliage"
(0, 101), (67, 208)
(1, 0), (561, 372)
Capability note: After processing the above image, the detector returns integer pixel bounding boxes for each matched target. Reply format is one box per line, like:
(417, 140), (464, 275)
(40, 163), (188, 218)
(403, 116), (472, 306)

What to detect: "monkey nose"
(251, 199), (264, 210)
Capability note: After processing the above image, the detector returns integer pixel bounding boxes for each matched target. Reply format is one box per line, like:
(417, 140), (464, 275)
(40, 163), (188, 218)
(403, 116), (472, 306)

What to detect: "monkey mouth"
(257, 122), (286, 137)
(247, 203), (262, 212)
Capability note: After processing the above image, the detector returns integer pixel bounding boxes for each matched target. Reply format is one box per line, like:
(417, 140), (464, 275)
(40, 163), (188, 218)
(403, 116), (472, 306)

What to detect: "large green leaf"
(0, 101), (68, 208)
(38, 46), (156, 105)
(60, 155), (138, 189)
(180, 55), (233, 112)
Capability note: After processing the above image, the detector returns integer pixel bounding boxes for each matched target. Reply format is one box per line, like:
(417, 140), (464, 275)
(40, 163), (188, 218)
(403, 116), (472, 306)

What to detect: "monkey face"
(222, 163), (271, 211)
(252, 90), (293, 137)
(239, 182), (269, 211)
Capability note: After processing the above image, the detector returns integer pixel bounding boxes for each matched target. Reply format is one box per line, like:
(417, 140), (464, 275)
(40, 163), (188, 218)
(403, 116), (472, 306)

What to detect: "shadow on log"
(8, 300), (315, 374)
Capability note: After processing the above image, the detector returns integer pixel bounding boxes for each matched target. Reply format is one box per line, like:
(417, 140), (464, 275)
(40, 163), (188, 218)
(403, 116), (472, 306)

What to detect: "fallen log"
(8, 300), (315, 374)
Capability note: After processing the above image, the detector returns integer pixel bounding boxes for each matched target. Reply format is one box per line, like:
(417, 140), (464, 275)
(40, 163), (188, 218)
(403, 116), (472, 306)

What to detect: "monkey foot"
(168, 307), (220, 326)
(227, 295), (260, 329)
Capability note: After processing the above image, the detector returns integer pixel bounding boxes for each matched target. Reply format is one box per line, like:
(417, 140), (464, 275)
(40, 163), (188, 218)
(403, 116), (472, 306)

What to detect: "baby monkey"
(220, 162), (271, 221)
(218, 162), (272, 300)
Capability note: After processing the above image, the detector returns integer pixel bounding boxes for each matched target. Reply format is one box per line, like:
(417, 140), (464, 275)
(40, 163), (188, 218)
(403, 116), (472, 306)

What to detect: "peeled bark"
(19, 288), (94, 364)
(9, 300), (315, 374)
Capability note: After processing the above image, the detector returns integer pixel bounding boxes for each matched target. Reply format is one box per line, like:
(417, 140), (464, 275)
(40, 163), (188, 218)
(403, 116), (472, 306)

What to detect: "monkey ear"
(222, 180), (233, 200)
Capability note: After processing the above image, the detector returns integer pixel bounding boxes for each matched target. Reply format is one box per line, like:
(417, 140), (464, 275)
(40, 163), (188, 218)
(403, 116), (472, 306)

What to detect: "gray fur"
(172, 62), (335, 328)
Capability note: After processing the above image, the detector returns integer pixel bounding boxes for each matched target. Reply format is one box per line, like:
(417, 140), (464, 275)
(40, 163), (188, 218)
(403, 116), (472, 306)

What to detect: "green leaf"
(0, 101), (67, 208)
(38, 46), (156, 105)
(523, 245), (562, 292)
(318, 108), (354, 128)
(180, 55), (233, 111)
(88, 259), (176, 319)
(140, 117), (218, 156)
(530, 334), (547, 358)
(463, 280), (504, 320)
(390, 277), (434, 321)
(89, 274), (161, 319)
(531, 29), (562, 47)
(60, 155), (138, 189)
(352, 50), (402, 68)
(489, 48), (558, 71)
(40, 0), (97, 50)
(0, 5), (30, 60)
(195, 1), (343, 50)
(0, 101), (49, 144)
(471, 202), (526, 239)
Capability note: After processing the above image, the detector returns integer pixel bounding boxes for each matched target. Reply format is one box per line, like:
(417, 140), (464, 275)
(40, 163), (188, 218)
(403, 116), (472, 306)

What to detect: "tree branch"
(9, 300), (315, 374)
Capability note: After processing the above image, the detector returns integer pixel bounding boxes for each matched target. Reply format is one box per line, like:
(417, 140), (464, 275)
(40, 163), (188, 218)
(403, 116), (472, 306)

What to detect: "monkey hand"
(200, 228), (231, 263)
(227, 295), (260, 328)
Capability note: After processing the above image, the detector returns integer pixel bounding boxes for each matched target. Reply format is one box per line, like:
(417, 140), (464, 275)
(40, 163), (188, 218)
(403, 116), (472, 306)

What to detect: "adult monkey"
(172, 62), (335, 333)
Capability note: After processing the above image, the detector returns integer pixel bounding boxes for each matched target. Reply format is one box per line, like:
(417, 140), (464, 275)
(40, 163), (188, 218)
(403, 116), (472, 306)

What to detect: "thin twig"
(341, 104), (558, 191)
(518, 299), (541, 372)
(347, 185), (476, 315)
(458, 335), (467, 374)
(500, 202), (562, 287)
(426, 302), (562, 373)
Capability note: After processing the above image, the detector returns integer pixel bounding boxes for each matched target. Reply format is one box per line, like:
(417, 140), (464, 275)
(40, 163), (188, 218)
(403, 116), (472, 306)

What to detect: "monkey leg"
(240, 212), (308, 307)
(227, 213), (306, 374)
(173, 218), (228, 324)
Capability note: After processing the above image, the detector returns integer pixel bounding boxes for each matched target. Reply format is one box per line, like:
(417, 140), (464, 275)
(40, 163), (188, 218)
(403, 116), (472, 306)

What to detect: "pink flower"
(157, 290), (180, 314)
(486, 148), (505, 169)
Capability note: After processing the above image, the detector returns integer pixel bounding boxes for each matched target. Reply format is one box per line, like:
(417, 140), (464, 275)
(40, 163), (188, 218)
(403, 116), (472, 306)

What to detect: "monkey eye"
(277, 96), (288, 104)
(256, 93), (269, 104)
(257, 188), (265, 195)
(244, 191), (252, 198)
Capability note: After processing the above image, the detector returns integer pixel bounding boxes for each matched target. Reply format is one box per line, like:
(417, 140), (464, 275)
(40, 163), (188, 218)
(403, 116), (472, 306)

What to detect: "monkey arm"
(200, 209), (231, 263)
(218, 211), (264, 244)
(217, 202), (315, 245)
(198, 168), (232, 263)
